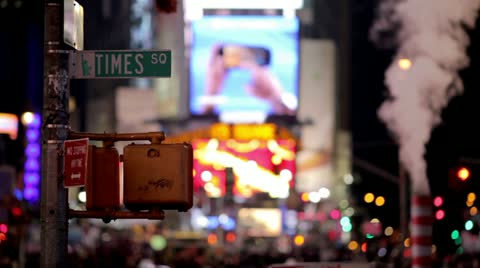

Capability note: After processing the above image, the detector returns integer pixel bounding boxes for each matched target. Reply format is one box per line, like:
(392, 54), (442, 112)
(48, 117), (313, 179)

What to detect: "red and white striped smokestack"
(410, 195), (433, 268)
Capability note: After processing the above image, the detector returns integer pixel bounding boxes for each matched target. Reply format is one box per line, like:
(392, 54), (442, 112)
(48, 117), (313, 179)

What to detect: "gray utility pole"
(41, 0), (70, 267)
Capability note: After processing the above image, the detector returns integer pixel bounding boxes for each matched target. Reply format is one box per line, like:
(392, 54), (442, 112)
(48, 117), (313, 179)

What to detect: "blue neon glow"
(25, 158), (40, 171)
(25, 172), (40, 185)
(29, 114), (41, 128)
(281, 206), (297, 233)
(23, 188), (39, 201)
(14, 189), (23, 200)
(26, 144), (41, 157)
(207, 216), (219, 230)
(26, 129), (40, 142)
(222, 217), (236, 231)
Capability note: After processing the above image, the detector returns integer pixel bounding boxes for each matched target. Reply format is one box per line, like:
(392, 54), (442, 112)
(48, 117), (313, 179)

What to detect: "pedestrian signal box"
(86, 145), (122, 210)
(123, 143), (193, 212)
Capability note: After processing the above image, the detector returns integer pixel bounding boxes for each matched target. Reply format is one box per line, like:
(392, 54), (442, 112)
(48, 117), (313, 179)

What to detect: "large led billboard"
(189, 15), (299, 121)
(193, 138), (296, 198)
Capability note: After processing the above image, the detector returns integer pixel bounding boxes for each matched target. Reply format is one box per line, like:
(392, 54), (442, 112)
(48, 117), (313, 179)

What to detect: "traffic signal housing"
(86, 145), (122, 210)
(67, 131), (194, 222)
(123, 143), (193, 212)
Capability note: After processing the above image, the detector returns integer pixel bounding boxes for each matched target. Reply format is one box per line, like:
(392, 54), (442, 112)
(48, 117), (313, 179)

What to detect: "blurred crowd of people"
(12, 220), (480, 268)
(21, 219), (355, 268)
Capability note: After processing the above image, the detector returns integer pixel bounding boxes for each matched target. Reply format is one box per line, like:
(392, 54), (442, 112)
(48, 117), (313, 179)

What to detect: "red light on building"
(0, 224), (7, 233)
(11, 207), (22, 217)
(225, 232), (236, 243)
(207, 233), (218, 245)
(433, 196), (443, 207)
(403, 248), (411, 258)
(329, 209), (341, 220)
(435, 210), (445, 220)
(361, 242), (367, 253)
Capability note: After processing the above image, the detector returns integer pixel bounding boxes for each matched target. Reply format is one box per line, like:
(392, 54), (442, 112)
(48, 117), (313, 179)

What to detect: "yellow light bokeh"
(348, 241), (359, 251)
(384, 227), (394, 236)
(468, 192), (476, 202)
(364, 193), (375, 203)
(375, 196), (385, 206)
(404, 238), (411, 248)
(294, 235), (305, 246)
(301, 192), (309, 202)
(470, 206), (478, 216)
(207, 139), (220, 150)
(21, 112), (34, 125)
(467, 200), (474, 207)
(210, 123), (231, 140)
(69, 97), (77, 112)
(398, 58), (412, 70)
(457, 167), (470, 181)
(271, 155), (283, 165)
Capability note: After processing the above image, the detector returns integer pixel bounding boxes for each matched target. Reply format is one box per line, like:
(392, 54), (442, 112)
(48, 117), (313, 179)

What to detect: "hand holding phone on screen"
(240, 62), (297, 115)
(218, 45), (271, 68)
(203, 45), (229, 114)
(203, 43), (296, 115)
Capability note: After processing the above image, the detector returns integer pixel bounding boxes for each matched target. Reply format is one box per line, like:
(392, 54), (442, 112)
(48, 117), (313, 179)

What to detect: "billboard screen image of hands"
(190, 16), (299, 118)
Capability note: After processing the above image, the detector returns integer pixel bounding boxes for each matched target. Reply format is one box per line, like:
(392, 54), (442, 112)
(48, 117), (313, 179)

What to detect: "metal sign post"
(40, 1), (175, 266)
(41, 1), (70, 267)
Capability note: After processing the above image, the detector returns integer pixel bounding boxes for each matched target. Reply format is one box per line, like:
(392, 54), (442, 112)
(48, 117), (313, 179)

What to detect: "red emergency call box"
(123, 143), (193, 212)
(86, 145), (122, 210)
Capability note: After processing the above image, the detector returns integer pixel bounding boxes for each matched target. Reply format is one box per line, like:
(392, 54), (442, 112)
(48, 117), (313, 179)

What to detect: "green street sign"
(69, 50), (171, 79)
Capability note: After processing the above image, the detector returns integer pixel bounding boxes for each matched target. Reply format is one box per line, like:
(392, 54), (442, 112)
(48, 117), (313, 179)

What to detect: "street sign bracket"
(68, 131), (166, 145)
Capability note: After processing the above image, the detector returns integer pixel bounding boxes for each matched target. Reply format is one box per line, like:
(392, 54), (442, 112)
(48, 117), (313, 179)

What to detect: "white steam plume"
(370, 0), (480, 195)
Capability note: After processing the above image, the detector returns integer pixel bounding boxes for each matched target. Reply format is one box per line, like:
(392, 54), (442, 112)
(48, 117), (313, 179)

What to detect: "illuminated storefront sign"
(0, 113), (18, 140)
(164, 123), (295, 144)
(210, 123), (277, 140)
